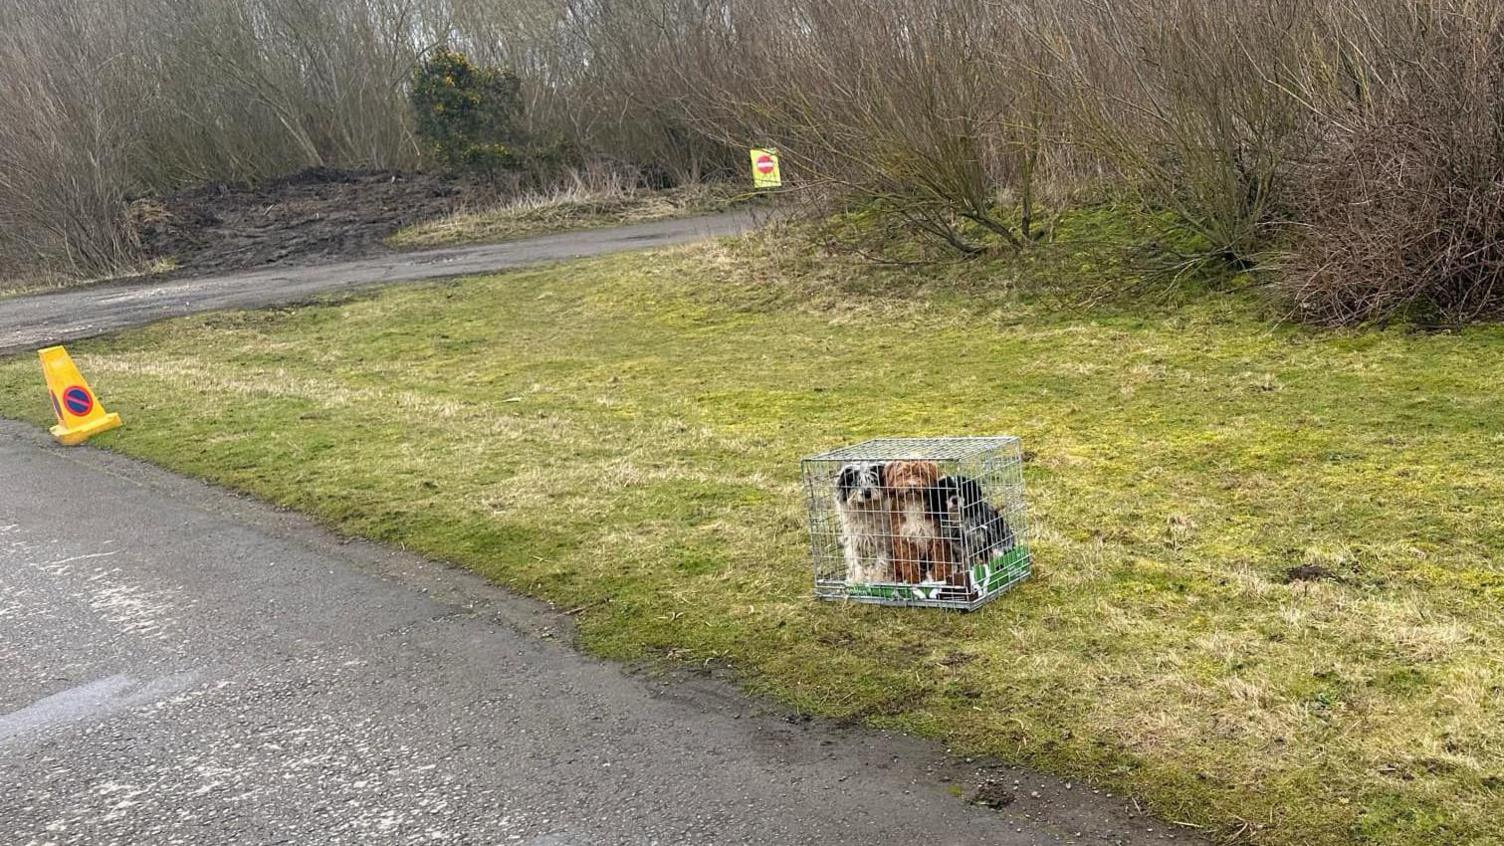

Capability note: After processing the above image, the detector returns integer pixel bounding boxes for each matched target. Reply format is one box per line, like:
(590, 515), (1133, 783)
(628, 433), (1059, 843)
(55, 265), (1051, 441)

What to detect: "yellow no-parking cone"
(38, 346), (122, 446)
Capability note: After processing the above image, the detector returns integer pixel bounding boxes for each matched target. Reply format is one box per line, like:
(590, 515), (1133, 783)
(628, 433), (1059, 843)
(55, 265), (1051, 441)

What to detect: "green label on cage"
(972, 546), (1031, 593)
(837, 547), (1030, 605)
(847, 583), (945, 601)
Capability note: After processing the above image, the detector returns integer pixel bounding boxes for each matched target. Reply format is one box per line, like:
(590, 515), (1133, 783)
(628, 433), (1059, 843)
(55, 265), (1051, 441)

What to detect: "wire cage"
(803, 437), (1032, 611)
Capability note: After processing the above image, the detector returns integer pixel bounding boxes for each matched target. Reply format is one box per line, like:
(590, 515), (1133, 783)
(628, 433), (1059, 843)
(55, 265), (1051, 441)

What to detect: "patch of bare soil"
(1284, 563), (1335, 583)
(131, 167), (487, 277)
(968, 779), (1017, 810)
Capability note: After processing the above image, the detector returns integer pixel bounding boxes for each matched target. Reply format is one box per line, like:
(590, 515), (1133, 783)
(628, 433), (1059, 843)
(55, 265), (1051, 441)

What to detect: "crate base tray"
(816, 546), (1031, 610)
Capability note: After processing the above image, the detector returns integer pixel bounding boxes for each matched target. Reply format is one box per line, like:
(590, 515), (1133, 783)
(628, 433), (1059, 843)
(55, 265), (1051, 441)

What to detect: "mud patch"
(131, 168), (490, 277)
(968, 779), (1016, 810)
(1284, 564), (1335, 583)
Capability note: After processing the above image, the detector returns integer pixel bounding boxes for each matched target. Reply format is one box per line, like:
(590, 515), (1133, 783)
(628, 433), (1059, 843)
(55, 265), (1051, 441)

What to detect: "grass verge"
(0, 257), (177, 299)
(386, 183), (745, 249)
(2, 213), (1501, 846)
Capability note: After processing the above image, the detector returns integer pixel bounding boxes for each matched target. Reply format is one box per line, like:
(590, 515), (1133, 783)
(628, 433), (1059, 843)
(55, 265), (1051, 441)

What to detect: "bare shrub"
(0, 0), (427, 278)
(1284, 1), (1504, 325)
(9, 0), (1504, 330)
(1054, 0), (1318, 268)
(0, 0), (143, 279)
(0, 0), (739, 278)
(665, 0), (1072, 256)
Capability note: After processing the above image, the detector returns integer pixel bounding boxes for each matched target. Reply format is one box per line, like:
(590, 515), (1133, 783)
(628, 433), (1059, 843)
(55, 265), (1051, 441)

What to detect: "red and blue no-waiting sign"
(62, 385), (94, 416)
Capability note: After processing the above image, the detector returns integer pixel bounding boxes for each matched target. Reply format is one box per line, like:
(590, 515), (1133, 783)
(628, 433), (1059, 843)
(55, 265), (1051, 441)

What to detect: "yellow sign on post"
(750, 148), (782, 189)
(38, 345), (122, 446)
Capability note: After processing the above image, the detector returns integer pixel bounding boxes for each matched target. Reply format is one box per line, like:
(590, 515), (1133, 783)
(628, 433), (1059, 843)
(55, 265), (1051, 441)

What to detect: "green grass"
(3, 214), (1502, 846)
(386, 183), (744, 249)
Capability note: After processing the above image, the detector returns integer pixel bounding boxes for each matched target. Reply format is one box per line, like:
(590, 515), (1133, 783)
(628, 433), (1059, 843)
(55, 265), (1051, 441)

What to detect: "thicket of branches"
(3, 0), (1502, 324)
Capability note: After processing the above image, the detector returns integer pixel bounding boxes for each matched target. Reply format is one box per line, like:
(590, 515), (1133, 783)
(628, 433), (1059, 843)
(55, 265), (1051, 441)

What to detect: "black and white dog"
(930, 475), (1015, 566)
(834, 462), (892, 583)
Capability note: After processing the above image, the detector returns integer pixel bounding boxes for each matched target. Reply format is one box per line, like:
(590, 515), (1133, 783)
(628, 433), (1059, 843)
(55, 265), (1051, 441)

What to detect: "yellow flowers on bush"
(408, 48), (523, 176)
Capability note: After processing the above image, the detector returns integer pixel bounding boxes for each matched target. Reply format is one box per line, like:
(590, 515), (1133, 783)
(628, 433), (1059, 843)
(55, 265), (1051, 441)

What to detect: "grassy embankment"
(386, 183), (744, 249)
(3, 211), (1501, 846)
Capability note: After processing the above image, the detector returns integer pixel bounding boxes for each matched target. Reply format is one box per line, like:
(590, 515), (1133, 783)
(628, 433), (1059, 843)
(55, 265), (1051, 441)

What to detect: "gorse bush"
(409, 48), (524, 177)
(5, 0), (1504, 326)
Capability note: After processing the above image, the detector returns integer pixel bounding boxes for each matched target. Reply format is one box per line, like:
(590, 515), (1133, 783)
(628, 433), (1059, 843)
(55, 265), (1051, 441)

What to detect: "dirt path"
(0, 211), (754, 355)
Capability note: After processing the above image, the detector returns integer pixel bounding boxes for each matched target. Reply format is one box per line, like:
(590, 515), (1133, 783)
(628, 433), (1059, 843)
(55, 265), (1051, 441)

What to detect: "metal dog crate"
(803, 437), (1031, 610)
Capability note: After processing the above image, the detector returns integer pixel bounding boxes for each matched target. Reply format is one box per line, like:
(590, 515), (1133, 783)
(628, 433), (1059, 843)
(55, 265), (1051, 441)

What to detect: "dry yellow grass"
(0, 257), (178, 299)
(387, 183), (742, 249)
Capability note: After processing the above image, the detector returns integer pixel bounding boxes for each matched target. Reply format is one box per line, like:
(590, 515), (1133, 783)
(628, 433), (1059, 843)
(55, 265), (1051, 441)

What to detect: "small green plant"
(408, 48), (524, 176)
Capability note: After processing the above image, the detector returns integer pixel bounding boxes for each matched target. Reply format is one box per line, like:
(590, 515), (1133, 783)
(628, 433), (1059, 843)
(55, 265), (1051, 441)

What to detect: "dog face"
(835, 462), (887, 509)
(935, 475), (987, 518)
(884, 460), (941, 500)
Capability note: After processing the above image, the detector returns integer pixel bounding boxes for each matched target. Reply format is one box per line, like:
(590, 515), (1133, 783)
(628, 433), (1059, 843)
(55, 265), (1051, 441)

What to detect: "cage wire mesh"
(803, 437), (1031, 610)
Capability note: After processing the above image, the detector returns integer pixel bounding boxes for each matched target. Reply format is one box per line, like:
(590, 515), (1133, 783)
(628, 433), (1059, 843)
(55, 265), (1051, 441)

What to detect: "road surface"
(0, 420), (1201, 845)
(0, 212), (754, 355)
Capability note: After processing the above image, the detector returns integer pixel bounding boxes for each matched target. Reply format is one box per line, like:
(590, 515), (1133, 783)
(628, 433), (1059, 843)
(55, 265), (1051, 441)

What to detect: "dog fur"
(933, 474), (1015, 566)
(884, 460), (954, 583)
(834, 462), (893, 583)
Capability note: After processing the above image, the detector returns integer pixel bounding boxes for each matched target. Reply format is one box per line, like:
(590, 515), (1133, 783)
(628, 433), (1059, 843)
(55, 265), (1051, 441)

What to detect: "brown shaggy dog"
(884, 460), (954, 583)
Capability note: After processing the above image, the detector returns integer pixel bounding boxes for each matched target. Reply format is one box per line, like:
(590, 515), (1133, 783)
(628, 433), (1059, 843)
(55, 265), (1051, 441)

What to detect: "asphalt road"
(0, 212), (755, 355)
(0, 420), (1203, 845)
